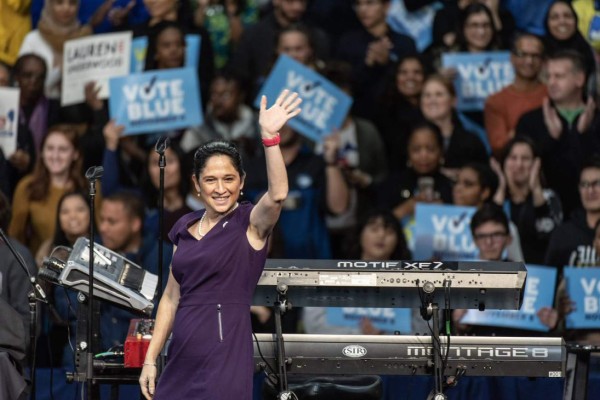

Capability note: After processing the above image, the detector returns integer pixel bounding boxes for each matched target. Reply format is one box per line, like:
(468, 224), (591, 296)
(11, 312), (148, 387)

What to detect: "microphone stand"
(0, 228), (48, 400)
(84, 166), (103, 400)
(154, 137), (169, 301)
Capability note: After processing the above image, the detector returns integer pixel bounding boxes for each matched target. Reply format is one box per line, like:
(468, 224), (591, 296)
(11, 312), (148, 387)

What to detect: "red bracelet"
(262, 134), (281, 147)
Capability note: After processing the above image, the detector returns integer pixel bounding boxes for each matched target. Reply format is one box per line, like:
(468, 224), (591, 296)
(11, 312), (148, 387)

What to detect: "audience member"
(337, 0), (416, 119)
(194, 0), (259, 69)
(35, 191), (90, 367)
(180, 73), (260, 160)
(516, 50), (600, 216)
(228, 0), (330, 97)
(573, 0), (600, 53)
(376, 55), (426, 172)
(377, 121), (453, 221)
(244, 124), (349, 259)
(276, 23), (322, 70)
(18, 0), (94, 100)
(98, 191), (172, 350)
(484, 33), (547, 159)
(7, 54), (62, 197)
(545, 156), (600, 269)
(544, 0), (597, 86)
(0, 61), (10, 85)
(132, 0), (215, 107)
(420, 75), (488, 180)
(502, 0), (554, 36)
(491, 137), (562, 264)
(8, 124), (94, 255)
(0, 0), (30, 66)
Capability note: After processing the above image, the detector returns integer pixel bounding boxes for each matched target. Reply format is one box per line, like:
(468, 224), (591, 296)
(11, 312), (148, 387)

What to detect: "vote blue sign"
(109, 67), (202, 135)
(442, 51), (514, 111)
(460, 265), (557, 331)
(326, 307), (412, 333)
(414, 203), (478, 261)
(564, 266), (600, 329)
(254, 55), (353, 143)
(130, 34), (201, 73)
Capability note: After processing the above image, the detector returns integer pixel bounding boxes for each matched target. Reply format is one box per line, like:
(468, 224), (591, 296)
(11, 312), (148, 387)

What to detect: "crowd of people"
(1, 0), (600, 398)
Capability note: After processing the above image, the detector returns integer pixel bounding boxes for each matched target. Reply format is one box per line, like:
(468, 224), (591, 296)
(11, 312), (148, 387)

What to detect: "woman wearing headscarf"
(18, 0), (110, 99)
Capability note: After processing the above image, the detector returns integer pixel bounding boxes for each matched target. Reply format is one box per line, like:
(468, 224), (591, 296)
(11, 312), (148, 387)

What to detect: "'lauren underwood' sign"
(62, 32), (132, 106)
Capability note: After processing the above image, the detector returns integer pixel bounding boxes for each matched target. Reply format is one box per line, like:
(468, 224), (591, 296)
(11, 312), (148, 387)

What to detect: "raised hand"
(542, 98), (563, 140)
(259, 90), (302, 138)
(577, 96), (597, 133)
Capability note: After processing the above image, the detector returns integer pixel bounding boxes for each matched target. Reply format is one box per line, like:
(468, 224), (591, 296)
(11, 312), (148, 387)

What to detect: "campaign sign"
(564, 266), (600, 329)
(461, 265), (557, 332)
(62, 32), (132, 106)
(130, 34), (201, 73)
(442, 51), (514, 111)
(109, 67), (202, 135)
(254, 55), (353, 143)
(414, 203), (478, 260)
(0, 87), (19, 157)
(326, 307), (412, 333)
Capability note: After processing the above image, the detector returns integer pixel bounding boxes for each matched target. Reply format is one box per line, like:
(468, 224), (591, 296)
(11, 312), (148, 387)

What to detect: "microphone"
(85, 166), (104, 181)
(155, 136), (170, 155)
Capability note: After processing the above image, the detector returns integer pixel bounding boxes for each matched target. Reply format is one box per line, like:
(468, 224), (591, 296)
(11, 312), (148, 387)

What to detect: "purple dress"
(154, 202), (267, 399)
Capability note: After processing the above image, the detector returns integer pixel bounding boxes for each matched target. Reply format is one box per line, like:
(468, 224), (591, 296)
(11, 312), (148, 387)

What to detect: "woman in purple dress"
(139, 90), (302, 399)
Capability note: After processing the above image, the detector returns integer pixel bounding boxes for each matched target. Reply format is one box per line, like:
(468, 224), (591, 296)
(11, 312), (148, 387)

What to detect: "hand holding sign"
(259, 90), (302, 138)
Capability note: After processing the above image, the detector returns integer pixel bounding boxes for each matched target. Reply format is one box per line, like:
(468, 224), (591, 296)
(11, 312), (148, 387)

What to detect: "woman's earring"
(197, 191), (201, 197)
(241, 190), (244, 196)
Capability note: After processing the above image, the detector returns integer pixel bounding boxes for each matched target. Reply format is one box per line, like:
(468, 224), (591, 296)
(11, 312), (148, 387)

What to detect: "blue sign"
(254, 55), (353, 143)
(109, 67), (202, 135)
(414, 203), (478, 261)
(564, 266), (600, 329)
(442, 51), (514, 111)
(460, 265), (557, 332)
(326, 307), (412, 333)
(130, 34), (201, 73)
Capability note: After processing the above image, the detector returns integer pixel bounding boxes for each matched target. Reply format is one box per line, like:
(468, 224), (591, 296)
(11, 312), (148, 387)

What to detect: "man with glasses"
(471, 202), (513, 262)
(545, 156), (600, 269)
(516, 49), (600, 216)
(484, 33), (547, 159)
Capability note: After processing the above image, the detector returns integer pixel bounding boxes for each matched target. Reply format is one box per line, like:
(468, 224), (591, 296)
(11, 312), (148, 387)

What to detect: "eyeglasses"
(513, 50), (543, 61)
(473, 231), (507, 242)
(579, 180), (600, 190)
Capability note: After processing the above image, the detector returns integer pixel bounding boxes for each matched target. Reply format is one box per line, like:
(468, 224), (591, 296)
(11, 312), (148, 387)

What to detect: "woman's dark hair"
(142, 142), (190, 207)
(408, 120), (444, 150)
(461, 162), (499, 200)
(380, 55), (427, 104)
(193, 140), (245, 179)
(51, 191), (90, 247)
(345, 209), (411, 260)
(144, 20), (186, 71)
(470, 202), (509, 236)
(500, 136), (540, 167)
(13, 53), (47, 79)
(456, 3), (500, 51)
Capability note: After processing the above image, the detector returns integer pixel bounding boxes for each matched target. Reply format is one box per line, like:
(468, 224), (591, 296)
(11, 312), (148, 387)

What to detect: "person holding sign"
(139, 90), (302, 400)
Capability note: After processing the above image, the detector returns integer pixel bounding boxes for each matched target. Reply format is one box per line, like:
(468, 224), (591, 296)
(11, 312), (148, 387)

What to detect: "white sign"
(62, 32), (132, 106)
(0, 87), (20, 157)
